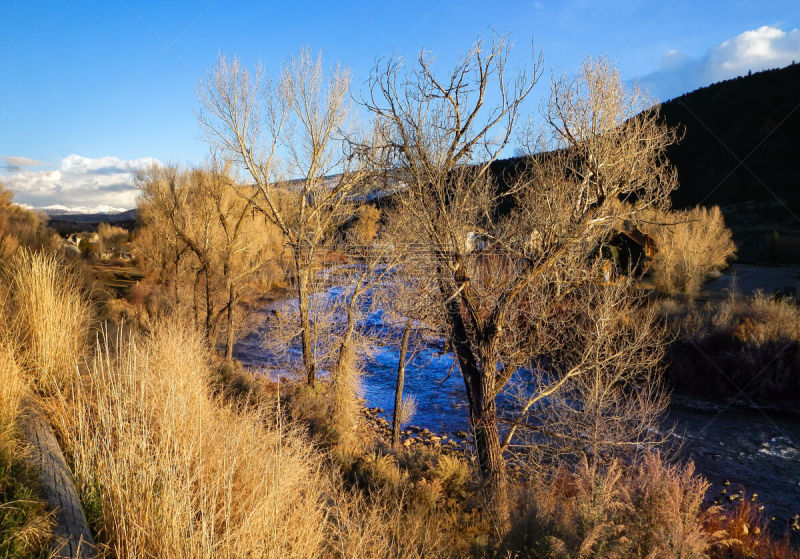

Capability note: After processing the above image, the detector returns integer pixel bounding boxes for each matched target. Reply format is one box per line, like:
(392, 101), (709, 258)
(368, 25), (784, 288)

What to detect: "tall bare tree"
(136, 164), (281, 357)
(374, 211), (441, 450)
(365, 40), (678, 527)
(197, 50), (372, 384)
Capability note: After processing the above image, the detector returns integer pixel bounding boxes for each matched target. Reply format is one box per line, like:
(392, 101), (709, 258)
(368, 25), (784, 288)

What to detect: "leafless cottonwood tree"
(374, 211), (443, 450)
(326, 228), (410, 446)
(0, 184), (59, 259)
(365, 38), (678, 527)
(197, 50), (372, 384)
(384, 282), (437, 450)
(136, 164), (281, 357)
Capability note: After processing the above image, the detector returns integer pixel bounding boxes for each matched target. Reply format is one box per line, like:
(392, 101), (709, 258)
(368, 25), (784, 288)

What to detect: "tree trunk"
(297, 269), (316, 385)
(204, 266), (213, 341)
(392, 319), (412, 450)
(224, 281), (235, 362)
(173, 243), (180, 306)
(333, 305), (356, 381)
(471, 370), (508, 531)
(446, 300), (510, 530)
(192, 269), (201, 329)
(460, 354), (509, 530)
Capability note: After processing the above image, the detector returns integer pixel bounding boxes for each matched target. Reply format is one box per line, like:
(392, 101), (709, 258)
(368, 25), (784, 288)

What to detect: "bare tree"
(505, 278), (671, 472)
(365, 41), (678, 527)
(374, 211), (441, 451)
(197, 50), (372, 384)
(0, 184), (59, 259)
(136, 164), (281, 357)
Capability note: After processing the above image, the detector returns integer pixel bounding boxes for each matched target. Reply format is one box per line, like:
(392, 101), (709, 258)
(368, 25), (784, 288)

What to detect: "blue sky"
(1, 0), (799, 209)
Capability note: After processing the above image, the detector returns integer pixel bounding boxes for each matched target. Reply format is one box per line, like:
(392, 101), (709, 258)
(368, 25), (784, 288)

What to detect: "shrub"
(432, 455), (471, 497)
(509, 452), (715, 558)
(352, 205), (381, 246)
(705, 495), (800, 559)
(663, 292), (800, 403)
(100, 297), (149, 331)
(96, 223), (129, 250)
(641, 206), (736, 296)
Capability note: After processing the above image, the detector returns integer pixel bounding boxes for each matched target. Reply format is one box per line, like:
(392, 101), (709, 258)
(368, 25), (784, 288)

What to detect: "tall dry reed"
(47, 321), (328, 558)
(5, 254), (451, 558)
(5, 250), (92, 392)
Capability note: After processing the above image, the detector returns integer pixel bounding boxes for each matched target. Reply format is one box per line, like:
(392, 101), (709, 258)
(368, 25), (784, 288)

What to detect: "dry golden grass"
(0, 344), (26, 448)
(4, 252), (453, 557)
(45, 320), (328, 559)
(713, 291), (800, 345)
(326, 482), (450, 559)
(332, 345), (365, 452)
(5, 250), (92, 392)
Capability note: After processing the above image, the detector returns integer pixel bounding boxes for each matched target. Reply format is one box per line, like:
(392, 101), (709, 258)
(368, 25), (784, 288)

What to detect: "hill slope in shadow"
(660, 62), (800, 213)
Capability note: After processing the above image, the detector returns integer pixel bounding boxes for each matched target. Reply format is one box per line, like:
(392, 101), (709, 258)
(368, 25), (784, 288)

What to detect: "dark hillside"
(660, 62), (800, 212)
(488, 63), (800, 213)
(47, 209), (138, 235)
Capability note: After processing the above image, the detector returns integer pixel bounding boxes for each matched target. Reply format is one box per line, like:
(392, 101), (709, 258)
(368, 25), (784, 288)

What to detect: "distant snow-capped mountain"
(34, 204), (130, 216)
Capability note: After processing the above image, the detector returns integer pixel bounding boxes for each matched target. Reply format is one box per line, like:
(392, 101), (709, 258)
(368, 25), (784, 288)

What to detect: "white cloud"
(635, 25), (800, 101)
(0, 154), (160, 210)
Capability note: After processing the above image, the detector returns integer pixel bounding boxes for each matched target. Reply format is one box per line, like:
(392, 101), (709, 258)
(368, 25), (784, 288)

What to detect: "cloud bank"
(0, 154), (160, 210)
(636, 25), (800, 101)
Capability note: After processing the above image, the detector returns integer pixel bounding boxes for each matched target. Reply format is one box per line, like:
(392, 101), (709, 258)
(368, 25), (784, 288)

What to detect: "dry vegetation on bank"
(663, 291), (800, 404)
(640, 205), (737, 297)
(2, 250), (797, 557)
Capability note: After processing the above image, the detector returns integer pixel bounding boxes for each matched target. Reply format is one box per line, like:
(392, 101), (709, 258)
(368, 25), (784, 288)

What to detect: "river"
(233, 290), (800, 532)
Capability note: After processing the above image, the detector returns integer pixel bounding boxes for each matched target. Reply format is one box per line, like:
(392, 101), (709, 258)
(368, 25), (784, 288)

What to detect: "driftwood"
(20, 398), (95, 558)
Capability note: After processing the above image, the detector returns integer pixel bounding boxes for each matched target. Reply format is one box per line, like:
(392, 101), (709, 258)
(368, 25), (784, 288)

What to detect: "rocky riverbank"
(361, 406), (471, 454)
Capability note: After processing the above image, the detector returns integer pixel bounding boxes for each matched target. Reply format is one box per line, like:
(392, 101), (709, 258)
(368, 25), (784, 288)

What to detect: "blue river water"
(232, 296), (472, 434)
